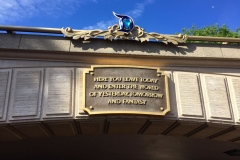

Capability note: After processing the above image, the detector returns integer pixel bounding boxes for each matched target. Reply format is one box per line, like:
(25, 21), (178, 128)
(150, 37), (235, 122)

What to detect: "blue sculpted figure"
(113, 12), (135, 33)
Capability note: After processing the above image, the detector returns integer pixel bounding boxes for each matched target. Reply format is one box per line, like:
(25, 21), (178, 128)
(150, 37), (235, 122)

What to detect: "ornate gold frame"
(82, 65), (170, 116)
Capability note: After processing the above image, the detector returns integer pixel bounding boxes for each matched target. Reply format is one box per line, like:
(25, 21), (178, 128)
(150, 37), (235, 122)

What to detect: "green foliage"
(181, 24), (240, 38)
(178, 24), (240, 44)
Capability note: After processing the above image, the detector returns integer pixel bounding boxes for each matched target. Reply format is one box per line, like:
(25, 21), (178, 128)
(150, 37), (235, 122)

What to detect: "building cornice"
(1, 25), (240, 43)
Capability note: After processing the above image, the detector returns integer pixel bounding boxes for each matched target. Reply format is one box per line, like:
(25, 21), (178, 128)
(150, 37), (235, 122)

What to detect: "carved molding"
(62, 24), (188, 45)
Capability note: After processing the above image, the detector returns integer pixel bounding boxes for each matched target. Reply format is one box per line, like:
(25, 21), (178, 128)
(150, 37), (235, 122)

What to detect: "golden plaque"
(83, 65), (170, 115)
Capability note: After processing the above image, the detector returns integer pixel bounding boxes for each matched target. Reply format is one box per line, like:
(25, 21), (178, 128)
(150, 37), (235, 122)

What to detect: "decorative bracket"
(62, 25), (188, 45)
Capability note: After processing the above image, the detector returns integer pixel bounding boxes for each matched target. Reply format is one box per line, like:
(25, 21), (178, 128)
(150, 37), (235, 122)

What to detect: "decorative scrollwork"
(61, 24), (188, 45)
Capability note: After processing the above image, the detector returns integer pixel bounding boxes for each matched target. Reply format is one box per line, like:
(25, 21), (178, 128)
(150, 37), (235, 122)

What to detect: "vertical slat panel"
(9, 69), (43, 120)
(75, 68), (85, 117)
(0, 69), (11, 121)
(164, 71), (178, 118)
(201, 74), (233, 121)
(43, 68), (74, 118)
(228, 77), (240, 122)
(174, 72), (204, 118)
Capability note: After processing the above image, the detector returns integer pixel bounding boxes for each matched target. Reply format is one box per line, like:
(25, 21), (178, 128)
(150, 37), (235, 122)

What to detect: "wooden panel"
(174, 72), (204, 118)
(108, 120), (146, 134)
(79, 121), (103, 135)
(212, 128), (240, 141)
(43, 68), (74, 118)
(9, 69), (43, 120)
(0, 126), (23, 141)
(201, 74), (233, 121)
(164, 71), (178, 118)
(190, 124), (230, 139)
(0, 69), (11, 121)
(143, 121), (175, 135)
(12, 123), (51, 139)
(75, 68), (85, 117)
(46, 121), (77, 136)
(166, 122), (204, 136)
(228, 77), (240, 122)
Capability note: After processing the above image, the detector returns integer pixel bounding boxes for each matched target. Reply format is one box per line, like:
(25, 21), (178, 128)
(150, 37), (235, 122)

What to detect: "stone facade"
(1, 33), (240, 143)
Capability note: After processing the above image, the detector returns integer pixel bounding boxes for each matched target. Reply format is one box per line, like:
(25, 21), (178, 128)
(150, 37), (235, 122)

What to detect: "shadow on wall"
(178, 43), (197, 55)
(0, 33), (213, 57)
(178, 43), (223, 56)
(71, 38), (183, 55)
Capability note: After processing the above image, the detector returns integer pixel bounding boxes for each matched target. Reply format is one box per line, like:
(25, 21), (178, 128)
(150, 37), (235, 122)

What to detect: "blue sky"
(1, 0), (240, 34)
